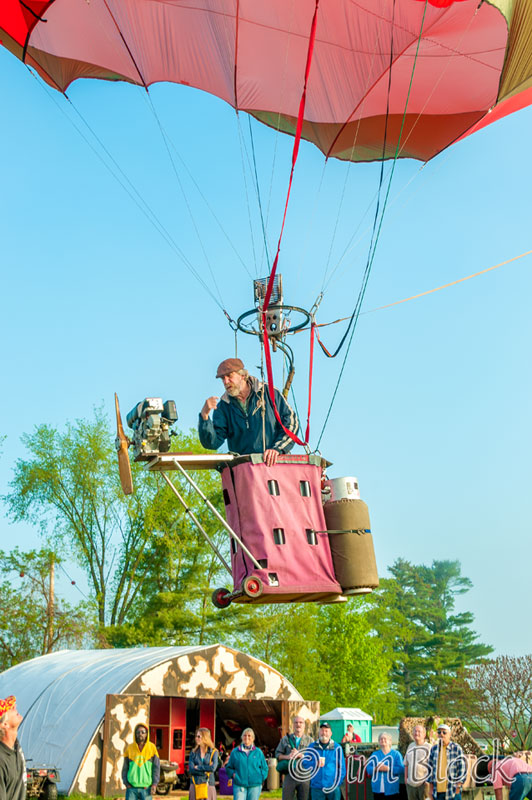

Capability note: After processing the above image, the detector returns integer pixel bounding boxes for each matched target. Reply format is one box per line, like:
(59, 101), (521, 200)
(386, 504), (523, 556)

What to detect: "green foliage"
(0, 547), (94, 671)
(239, 599), (396, 720)
(366, 558), (493, 716)
(3, 411), (493, 726)
(4, 409), (243, 645)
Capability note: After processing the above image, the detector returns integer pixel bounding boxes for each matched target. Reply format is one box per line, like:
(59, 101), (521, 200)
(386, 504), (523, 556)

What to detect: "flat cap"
(216, 358), (244, 378)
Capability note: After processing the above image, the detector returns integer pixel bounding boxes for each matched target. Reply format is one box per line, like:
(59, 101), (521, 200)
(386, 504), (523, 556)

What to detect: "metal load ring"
(236, 304), (311, 336)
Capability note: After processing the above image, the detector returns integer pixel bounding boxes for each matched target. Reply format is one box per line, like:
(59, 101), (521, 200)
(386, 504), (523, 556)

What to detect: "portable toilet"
(320, 707), (373, 743)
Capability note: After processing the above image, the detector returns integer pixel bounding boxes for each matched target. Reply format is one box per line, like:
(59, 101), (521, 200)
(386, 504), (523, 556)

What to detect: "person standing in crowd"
(489, 756), (532, 800)
(0, 696), (25, 800)
(427, 724), (465, 800)
(404, 725), (431, 800)
(303, 721), (346, 800)
(341, 725), (361, 745)
(276, 715), (313, 800)
(122, 723), (160, 800)
(366, 732), (404, 800)
(189, 728), (219, 800)
(226, 728), (268, 800)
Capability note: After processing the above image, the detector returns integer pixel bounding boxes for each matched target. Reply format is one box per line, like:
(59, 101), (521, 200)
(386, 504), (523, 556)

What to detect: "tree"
(367, 558), (493, 715)
(443, 656), (532, 751)
(4, 409), (246, 643)
(236, 599), (397, 720)
(0, 547), (94, 670)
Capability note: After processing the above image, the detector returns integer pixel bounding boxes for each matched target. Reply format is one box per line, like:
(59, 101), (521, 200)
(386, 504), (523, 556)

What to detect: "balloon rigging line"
(91, 0), (249, 291)
(145, 91), (225, 308)
(137, 89), (253, 282)
(319, 0), (475, 300)
(317, 0), (402, 364)
(236, 111), (261, 276)
(260, 0), (298, 276)
(247, 115), (272, 268)
(293, 159), (328, 290)
(319, 161), (424, 297)
(316, 0), (429, 448)
(394, 5), (479, 162)
(319, 1), (392, 294)
(26, 66), (224, 310)
(261, 0), (322, 449)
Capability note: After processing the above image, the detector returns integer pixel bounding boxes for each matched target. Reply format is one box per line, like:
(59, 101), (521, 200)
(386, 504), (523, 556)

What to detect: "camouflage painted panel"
(107, 695), (151, 796)
(73, 726), (102, 796)
(125, 645), (302, 700)
(283, 701), (321, 739)
(399, 716), (483, 756)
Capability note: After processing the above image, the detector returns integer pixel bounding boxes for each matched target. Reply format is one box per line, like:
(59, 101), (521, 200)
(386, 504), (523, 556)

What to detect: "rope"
(236, 111), (260, 275)
(261, 0), (321, 447)
(248, 115), (272, 268)
(137, 91), (253, 281)
(316, 0), (429, 448)
(145, 91), (225, 308)
(316, 0), (401, 362)
(313, 249), (532, 331)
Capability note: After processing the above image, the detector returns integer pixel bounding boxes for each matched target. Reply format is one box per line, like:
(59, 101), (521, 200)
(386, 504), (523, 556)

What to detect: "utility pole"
(46, 556), (55, 652)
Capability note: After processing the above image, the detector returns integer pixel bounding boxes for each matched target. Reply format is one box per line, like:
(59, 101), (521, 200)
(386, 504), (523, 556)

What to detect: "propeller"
(115, 393), (133, 495)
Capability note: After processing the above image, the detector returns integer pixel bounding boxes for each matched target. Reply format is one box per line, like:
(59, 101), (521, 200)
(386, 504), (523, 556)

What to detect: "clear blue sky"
(1, 45), (531, 657)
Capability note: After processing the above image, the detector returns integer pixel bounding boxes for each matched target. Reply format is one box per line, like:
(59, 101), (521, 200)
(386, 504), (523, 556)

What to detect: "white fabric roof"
(0, 646), (220, 793)
(320, 707), (373, 721)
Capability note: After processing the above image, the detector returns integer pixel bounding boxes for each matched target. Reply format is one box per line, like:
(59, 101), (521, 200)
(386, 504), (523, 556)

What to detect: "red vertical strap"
(304, 323), (315, 442)
(260, 0), (320, 447)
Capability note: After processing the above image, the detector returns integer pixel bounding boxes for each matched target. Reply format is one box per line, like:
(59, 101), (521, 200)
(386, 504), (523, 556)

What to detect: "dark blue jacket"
(198, 376), (299, 455)
(226, 745), (268, 788)
(302, 740), (346, 791)
(189, 747), (218, 786)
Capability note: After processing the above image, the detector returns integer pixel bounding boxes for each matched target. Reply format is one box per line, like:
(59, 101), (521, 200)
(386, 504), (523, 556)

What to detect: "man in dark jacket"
(0, 695), (26, 800)
(199, 358), (299, 466)
(276, 715), (313, 800)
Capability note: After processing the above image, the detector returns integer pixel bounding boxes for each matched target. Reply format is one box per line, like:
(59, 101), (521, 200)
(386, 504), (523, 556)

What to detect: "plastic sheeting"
(0, 646), (219, 793)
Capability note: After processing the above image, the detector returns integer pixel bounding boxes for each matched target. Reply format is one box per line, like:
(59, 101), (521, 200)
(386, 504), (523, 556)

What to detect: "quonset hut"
(0, 645), (319, 796)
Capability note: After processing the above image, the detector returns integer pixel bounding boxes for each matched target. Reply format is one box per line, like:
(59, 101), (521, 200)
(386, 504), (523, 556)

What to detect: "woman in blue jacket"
(189, 728), (219, 800)
(226, 728), (268, 800)
(366, 733), (404, 800)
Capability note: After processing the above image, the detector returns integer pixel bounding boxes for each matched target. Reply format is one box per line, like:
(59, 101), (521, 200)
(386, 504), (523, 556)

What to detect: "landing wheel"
(212, 587), (232, 609)
(241, 576), (264, 598)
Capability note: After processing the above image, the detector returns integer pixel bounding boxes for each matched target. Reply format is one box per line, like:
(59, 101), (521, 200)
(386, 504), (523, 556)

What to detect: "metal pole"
(170, 459), (263, 570)
(160, 472), (232, 575)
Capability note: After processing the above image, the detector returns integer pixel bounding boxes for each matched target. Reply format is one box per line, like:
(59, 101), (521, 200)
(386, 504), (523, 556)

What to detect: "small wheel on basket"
(212, 587), (232, 608)
(241, 576), (264, 598)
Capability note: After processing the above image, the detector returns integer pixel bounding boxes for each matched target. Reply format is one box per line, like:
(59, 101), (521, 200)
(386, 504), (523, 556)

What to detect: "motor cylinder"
(323, 478), (379, 595)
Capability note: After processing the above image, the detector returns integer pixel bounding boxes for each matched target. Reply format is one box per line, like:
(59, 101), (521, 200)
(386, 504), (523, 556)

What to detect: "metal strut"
(167, 459), (263, 570)
(159, 471), (232, 575)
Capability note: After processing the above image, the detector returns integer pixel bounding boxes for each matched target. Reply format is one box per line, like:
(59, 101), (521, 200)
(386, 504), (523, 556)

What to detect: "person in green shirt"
(122, 724), (160, 800)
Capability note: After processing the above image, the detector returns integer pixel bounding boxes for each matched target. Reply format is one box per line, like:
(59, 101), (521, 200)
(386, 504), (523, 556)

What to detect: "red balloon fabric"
(1, 0), (531, 163)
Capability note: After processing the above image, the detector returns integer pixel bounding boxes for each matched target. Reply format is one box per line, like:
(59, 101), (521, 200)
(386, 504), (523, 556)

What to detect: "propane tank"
(322, 477), (379, 595)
